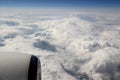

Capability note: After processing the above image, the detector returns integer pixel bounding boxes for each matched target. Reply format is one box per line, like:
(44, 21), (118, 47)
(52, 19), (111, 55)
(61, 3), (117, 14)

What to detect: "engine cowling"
(0, 52), (41, 80)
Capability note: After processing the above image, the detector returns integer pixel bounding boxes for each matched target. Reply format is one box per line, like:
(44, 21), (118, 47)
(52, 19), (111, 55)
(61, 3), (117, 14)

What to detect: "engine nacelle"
(0, 53), (41, 80)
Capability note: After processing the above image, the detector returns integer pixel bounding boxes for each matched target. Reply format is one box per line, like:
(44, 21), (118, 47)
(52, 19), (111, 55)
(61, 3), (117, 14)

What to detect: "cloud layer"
(0, 9), (120, 80)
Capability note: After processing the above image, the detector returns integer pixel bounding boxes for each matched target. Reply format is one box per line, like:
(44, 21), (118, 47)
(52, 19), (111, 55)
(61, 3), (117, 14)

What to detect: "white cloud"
(0, 8), (120, 80)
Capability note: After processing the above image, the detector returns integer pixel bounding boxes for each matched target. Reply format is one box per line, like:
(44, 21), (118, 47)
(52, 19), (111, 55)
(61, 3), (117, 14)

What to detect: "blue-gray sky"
(0, 0), (120, 8)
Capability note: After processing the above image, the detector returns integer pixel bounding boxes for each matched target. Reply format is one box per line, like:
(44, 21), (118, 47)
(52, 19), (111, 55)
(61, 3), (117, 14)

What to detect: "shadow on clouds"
(61, 64), (89, 80)
(33, 40), (57, 52)
(0, 20), (19, 26)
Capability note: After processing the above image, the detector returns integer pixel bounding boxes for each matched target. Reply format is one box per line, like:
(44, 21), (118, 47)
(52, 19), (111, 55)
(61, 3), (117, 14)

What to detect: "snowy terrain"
(0, 8), (120, 80)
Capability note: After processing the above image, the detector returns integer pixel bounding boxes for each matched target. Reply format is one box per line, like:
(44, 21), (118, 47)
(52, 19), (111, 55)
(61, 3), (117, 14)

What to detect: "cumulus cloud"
(0, 9), (120, 80)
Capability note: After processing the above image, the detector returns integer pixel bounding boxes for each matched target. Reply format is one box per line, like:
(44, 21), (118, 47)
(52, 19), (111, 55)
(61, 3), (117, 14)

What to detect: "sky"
(0, 0), (120, 9)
